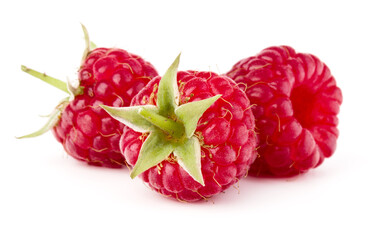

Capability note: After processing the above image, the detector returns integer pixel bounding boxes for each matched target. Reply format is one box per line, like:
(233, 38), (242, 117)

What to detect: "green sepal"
(175, 95), (221, 138)
(81, 24), (97, 54)
(16, 97), (69, 139)
(130, 130), (175, 179)
(81, 24), (91, 63)
(80, 24), (97, 61)
(157, 53), (180, 117)
(90, 41), (97, 50)
(21, 65), (69, 94)
(174, 136), (204, 186)
(101, 105), (158, 133)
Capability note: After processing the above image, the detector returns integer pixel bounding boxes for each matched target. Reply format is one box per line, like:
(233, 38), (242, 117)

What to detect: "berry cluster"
(20, 27), (342, 202)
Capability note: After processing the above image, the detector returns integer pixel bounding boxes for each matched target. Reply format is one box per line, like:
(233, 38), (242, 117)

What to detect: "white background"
(1, 0), (383, 239)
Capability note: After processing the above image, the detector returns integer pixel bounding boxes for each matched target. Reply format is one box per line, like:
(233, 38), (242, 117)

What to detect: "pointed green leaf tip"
(157, 53), (180, 116)
(16, 97), (69, 139)
(174, 137), (204, 185)
(102, 54), (221, 186)
(16, 109), (61, 139)
(80, 24), (97, 50)
(90, 41), (97, 50)
(81, 23), (91, 63)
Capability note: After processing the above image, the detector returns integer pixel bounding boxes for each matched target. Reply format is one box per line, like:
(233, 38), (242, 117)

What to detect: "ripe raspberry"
(227, 46), (342, 176)
(20, 26), (158, 168)
(103, 55), (258, 201)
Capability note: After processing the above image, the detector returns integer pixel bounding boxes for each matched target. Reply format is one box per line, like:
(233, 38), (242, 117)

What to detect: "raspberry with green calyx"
(18, 25), (158, 168)
(103, 54), (258, 201)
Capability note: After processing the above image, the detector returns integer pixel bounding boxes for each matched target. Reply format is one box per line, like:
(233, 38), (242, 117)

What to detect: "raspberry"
(103, 55), (258, 201)
(20, 26), (158, 168)
(227, 46), (342, 176)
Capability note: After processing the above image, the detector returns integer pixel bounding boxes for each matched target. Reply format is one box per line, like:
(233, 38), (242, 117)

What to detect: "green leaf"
(101, 105), (158, 133)
(174, 136), (204, 186)
(17, 107), (62, 139)
(21, 65), (69, 94)
(157, 53), (180, 116)
(130, 131), (175, 179)
(175, 95), (221, 138)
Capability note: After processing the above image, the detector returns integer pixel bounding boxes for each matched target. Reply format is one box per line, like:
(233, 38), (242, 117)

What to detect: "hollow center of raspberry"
(291, 86), (316, 129)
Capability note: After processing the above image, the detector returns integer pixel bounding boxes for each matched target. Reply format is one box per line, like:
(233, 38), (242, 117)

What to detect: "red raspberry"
(20, 27), (158, 168)
(104, 55), (258, 201)
(227, 46), (342, 176)
(54, 48), (157, 167)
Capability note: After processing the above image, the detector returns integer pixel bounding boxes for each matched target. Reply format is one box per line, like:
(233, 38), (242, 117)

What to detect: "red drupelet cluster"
(227, 46), (342, 176)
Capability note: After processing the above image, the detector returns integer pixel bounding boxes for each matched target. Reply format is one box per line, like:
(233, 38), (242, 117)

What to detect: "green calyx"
(102, 54), (221, 186)
(18, 24), (95, 139)
(138, 107), (186, 140)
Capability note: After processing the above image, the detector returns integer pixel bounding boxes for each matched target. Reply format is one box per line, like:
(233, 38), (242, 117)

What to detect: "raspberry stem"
(138, 107), (185, 140)
(21, 65), (69, 94)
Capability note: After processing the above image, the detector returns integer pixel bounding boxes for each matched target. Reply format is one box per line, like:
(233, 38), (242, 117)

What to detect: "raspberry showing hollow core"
(227, 46), (342, 176)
